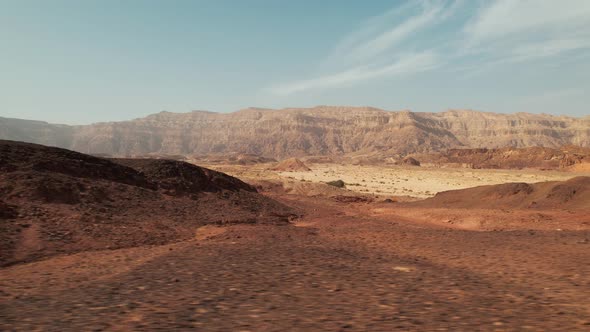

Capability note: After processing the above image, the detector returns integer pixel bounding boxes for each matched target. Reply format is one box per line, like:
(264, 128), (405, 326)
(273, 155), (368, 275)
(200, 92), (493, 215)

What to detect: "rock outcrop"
(396, 157), (421, 166)
(271, 158), (311, 172)
(1, 107), (588, 158)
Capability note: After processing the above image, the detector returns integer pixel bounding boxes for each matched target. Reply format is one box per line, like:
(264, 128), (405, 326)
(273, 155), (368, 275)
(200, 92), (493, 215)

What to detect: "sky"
(1, 0), (589, 124)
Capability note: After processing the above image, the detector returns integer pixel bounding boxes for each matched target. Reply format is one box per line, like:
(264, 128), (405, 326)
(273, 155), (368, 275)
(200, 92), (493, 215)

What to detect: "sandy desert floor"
(2, 164), (590, 331)
(206, 163), (586, 198)
(281, 165), (587, 198)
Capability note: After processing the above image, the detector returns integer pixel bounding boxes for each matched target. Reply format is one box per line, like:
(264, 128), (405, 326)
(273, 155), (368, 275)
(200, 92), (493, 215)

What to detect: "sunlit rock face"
(1, 107), (588, 158)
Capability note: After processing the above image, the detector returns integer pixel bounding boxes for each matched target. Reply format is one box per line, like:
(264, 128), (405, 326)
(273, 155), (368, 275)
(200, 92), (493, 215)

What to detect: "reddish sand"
(1, 142), (590, 330)
(2, 187), (590, 330)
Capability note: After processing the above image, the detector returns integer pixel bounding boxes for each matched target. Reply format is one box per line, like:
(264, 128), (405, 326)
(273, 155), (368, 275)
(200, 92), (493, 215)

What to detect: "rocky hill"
(0, 140), (296, 265)
(1, 107), (588, 158)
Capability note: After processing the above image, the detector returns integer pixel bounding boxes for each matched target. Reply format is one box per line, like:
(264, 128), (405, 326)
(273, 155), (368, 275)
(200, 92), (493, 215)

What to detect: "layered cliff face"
(415, 145), (590, 170)
(424, 110), (590, 148)
(1, 107), (588, 158)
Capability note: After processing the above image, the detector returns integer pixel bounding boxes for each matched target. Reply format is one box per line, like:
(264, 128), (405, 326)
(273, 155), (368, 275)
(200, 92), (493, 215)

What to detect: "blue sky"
(1, 0), (589, 124)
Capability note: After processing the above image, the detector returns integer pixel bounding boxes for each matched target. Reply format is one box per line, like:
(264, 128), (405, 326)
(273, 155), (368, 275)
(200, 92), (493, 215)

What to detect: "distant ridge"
(1, 107), (588, 158)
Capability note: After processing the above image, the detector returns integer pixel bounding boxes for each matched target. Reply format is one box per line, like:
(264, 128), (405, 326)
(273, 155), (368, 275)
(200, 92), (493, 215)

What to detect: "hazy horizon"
(1, 0), (589, 124)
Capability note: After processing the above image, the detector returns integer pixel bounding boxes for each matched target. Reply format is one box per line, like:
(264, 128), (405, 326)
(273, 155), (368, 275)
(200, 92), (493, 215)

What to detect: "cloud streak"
(265, 0), (590, 95)
(465, 0), (590, 46)
(337, 1), (447, 66)
(510, 38), (590, 62)
(267, 1), (455, 95)
(267, 52), (440, 95)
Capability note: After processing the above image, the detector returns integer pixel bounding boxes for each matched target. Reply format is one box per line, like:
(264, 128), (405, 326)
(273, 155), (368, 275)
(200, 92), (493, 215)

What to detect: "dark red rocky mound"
(408, 177), (590, 210)
(0, 200), (18, 219)
(396, 156), (421, 166)
(0, 140), (152, 188)
(113, 158), (255, 196)
(0, 140), (297, 266)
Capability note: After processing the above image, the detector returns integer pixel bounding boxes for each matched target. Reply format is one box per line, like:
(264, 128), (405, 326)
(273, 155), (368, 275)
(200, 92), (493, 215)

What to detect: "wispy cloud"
(265, 0), (590, 95)
(268, 52), (440, 95)
(465, 0), (590, 46)
(455, 37), (590, 79)
(463, 0), (590, 63)
(510, 38), (590, 62)
(326, 1), (417, 65)
(332, 1), (447, 66)
(266, 1), (457, 95)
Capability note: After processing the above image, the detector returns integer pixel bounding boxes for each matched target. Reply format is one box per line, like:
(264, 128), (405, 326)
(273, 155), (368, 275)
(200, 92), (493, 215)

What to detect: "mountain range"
(1, 107), (588, 158)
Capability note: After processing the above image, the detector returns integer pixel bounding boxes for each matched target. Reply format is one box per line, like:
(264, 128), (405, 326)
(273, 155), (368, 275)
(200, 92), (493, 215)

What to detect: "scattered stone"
(326, 180), (345, 188)
(393, 266), (413, 272)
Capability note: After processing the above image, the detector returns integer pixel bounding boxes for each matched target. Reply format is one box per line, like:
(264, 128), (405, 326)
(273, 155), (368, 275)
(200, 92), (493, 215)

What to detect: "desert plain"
(213, 162), (577, 198)
(2, 143), (590, 331)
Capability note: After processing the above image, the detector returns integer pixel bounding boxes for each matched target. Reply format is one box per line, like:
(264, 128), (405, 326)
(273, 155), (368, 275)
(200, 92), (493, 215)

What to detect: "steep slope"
(1, 107), (588, 158)
(0, 140), (296, 265)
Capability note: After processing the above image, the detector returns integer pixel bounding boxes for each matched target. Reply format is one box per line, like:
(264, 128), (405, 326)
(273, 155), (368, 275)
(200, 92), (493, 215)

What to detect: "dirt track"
(2, 193), (590, 331)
